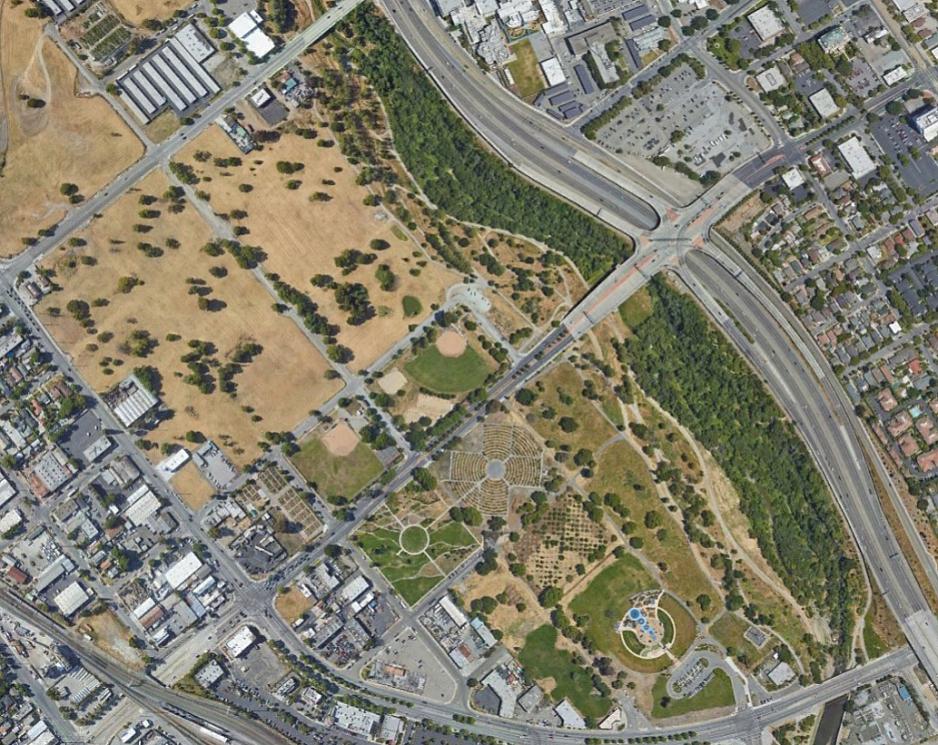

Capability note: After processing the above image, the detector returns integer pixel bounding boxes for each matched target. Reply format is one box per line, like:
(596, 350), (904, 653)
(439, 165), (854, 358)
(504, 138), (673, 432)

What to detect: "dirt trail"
(684, 425), (829, 643)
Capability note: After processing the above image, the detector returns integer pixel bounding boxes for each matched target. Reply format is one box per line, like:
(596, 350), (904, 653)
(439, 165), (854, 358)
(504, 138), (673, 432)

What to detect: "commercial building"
(164, 551), (203, 590)
(838, 136), (877, 179)
(225, 625), (257, 658)
(540, 57), (567, 87)
(555, 699), (586, 728)
(228, 10), (276, 59)
(755, 66), (785, 92)
(333, 701), (380, 738)
(913, 107), (938, 141)
(781, 167), (805, 190)
(818, 26), (849, 54)
(748, 7), (784, 41)
(809, 87), (839, 119)
(883, 65), (909, 86)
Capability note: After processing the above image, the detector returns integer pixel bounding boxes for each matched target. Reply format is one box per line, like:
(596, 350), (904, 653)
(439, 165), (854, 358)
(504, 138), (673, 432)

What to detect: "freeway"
(379, 0), (662, 232)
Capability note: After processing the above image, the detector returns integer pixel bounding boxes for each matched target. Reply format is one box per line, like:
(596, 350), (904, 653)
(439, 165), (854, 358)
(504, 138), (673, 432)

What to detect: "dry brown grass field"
(171, 461), (216, 511)
(0, 1), (143, 254)
(177, 125), (459, 367)
(109, 0), (192, 25)
(36, 170), (341, 466)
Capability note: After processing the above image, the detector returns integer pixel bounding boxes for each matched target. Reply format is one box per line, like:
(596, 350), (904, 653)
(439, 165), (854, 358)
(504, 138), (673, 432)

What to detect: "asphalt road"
(379, 0), (662, 232)
(680, 250), (938, 682)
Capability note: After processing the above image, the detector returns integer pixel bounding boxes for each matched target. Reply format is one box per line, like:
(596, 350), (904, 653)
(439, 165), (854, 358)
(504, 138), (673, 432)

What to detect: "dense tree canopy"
(344, 7), (632, 280)
(626, 278), (859, 663)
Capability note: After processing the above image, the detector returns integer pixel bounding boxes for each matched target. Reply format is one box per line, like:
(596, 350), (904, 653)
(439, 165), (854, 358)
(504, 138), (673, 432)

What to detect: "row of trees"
(625, 278), (860, 665)
(344, 7), (633, 281)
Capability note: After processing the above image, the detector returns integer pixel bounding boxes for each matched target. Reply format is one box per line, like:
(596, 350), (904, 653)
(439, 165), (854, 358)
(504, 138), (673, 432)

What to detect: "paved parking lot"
(595, 65), (768, 178)
(872, 116), (938, 197)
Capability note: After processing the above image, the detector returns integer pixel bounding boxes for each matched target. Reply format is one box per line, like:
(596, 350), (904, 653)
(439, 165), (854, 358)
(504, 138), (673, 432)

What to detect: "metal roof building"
(54, 581), (91, 617)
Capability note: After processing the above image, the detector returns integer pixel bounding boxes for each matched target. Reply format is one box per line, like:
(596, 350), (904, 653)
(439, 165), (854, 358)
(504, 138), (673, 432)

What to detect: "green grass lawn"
(658, 593), (697, 658)
(400, 525), (429, 552)
(291, 436), (383, 502)
(404, 343), (491, 394)
(619, 287), (653, 329)
(863, 608), (888, 659)
(710, 611), (761, 666)
(506, 39), (545, 100)
(402, 295), (423, 317)
(519, 624), (612, 722)
(354, 524), (443, 605)
(652, 669), (735, 718)
(567, 556), (670, 672)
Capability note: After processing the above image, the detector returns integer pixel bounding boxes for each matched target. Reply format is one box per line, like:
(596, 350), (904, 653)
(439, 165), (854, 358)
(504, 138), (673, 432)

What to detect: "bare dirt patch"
(322, 421), (359, 457)
(378, 368), (407, 395)
(0, 4), (143, 254)
(436, 329), (466, 358)
(79, 609), (143, 670)
(403, 393), (454, 424)
(275, 586), (314, 623)
(109, 0), (192, 25)
(36, 171), (342, 466)
(171, 461), (215, 511)
(176, 124), (459, 367)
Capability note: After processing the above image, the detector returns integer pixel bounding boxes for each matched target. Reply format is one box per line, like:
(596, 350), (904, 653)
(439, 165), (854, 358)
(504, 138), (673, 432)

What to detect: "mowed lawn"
(507, 39), (545, 100)
(404, 344), (491, 394)
(354, 523), (444, 606)
(291, 436), (383, 502)
(518, 625), (612, 722)
(567, 555), (668, 673)
(652, 668), (735, 718)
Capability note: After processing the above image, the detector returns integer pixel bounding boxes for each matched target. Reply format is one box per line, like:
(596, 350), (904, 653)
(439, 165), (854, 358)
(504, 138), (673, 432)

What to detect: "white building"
(164, 551), (203, 590)
(755, 66), (785, 92)
(333, 701), (380, 738)
(540, 57), (566, 87)
(54, 581), (91, 617)
(0, 508), (22, 535)
(838, 136), (877, 179)
(781, 167), (805, 190)
(883, 65), (909, 86)
(225, 625), (257, 658)
(555, 698), (586, 728)
(228, 10), (276, 59)
(747, 7), (784, 41)
(123, 484), (162, 527)
(913, 107), (938, 141)
(809, 88), (839, 119)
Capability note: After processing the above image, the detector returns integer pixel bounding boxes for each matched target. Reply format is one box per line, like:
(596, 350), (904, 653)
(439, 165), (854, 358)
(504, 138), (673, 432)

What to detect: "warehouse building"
(40, 0), (87, 18)
(118, 24), (220, 123)
(54, 581), (91, 617)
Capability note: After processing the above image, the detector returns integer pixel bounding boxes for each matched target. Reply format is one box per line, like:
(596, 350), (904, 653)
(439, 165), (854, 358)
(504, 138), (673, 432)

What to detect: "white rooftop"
(838, 136), (877, 179)
(809, 87), (839, 118)
(748, 6), (784, 40)
(54, 581), (91, 617)
(225, 625), (257, 657)
(228, 10), (275, 59)
(781, 167), (805, 190)
(164, 550), (202, 589)
(755, 66), (785, 92)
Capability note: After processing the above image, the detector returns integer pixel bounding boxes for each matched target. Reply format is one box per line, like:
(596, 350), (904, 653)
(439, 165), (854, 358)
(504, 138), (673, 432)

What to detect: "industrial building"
(225, 625), (257, 658)
(39, 0), (87, 18)
(107, 374), (159, 427)
(117, 24), (220, 124)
